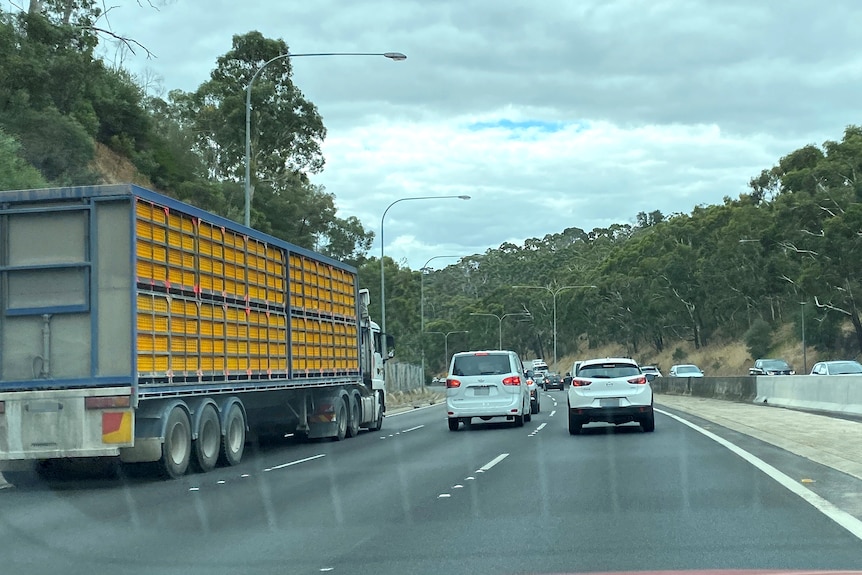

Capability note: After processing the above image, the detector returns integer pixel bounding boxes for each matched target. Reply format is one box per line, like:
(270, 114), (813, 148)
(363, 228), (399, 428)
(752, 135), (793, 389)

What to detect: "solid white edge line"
(478, 453), (509, 472)
(656, 408), (862, 542)
(263, 453), (326, 472)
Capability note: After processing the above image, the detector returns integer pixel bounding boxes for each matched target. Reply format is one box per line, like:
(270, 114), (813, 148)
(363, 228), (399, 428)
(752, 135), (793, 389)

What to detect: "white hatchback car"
(567, 357), (654, 434)
(446, 350), (531, 431)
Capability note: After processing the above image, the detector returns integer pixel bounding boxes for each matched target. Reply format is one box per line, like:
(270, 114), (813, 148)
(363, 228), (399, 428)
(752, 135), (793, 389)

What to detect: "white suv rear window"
(578, 362), (639, 378)
(452, 354), (511, 376)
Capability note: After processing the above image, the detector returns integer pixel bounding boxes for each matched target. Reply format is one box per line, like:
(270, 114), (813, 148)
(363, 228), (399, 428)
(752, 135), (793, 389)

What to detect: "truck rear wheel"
(219, 403), (246, 467)
(160, 407), (191, 479)
(346, 395), (360, 438)
(333, 398), (348, 441)
(191, 404), (221, 473)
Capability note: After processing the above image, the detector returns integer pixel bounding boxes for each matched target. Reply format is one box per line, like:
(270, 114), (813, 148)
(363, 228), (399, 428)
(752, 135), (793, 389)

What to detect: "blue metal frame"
(0, 375), (134, 392)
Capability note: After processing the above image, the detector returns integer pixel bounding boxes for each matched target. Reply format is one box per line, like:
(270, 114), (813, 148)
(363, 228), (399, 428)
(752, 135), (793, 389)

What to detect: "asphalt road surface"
(1, 391), (861, 575)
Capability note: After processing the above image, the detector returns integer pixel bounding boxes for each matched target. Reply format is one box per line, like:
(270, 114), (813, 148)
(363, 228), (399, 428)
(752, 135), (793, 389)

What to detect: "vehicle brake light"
(628, 375), (647, 385)
(446, 378), (462, 388)
(502, 376), (521, 386)
(474, 352), (489, 356)
(571, 379), (591, 387)
(85, 395), (131, 409)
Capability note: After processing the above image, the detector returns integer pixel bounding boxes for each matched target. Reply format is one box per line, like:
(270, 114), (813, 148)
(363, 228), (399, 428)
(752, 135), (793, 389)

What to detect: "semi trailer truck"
(0, 184), (391, 479)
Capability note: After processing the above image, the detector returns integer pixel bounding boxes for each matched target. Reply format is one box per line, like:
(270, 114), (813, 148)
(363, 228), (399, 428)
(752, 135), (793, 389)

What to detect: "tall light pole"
(420, 255), (461, 379)
(800, 300), (807, 373)
(244, 51), (406, 227)
(380, 196), (470, 359)
(426, 330), (469, 370)
(470, 312), (531, 350)
(513, 284), (597, 367)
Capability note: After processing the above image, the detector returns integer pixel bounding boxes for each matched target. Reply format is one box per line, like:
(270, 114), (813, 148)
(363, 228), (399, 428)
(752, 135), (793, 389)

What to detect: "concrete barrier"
(755, 375), (862, 416)
(652, 376), (757, 402)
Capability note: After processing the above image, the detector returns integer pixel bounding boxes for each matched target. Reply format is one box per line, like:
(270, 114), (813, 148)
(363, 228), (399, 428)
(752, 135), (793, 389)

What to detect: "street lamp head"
(384, 52), (407, 61)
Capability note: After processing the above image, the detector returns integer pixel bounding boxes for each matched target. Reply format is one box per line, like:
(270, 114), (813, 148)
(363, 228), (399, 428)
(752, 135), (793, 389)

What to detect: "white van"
(446, 350), (531, 431)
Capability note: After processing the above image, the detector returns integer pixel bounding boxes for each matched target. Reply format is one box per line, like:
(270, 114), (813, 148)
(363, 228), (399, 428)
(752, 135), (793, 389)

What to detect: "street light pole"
(801, 300), (807, 373)
(380, 196), (469, 359)
(426, 330), (469, 369)
(512, 284), (597, 367)
(244, 51), (406, 227)
(420, 255), (461, 379)
(470, 312), (531, 350)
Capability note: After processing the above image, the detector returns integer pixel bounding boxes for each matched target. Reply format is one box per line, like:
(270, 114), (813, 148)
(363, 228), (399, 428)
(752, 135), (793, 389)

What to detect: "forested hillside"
(375, 127), (862, 376)
(0, 1), (372, 263)
(3, 3), (861, 379)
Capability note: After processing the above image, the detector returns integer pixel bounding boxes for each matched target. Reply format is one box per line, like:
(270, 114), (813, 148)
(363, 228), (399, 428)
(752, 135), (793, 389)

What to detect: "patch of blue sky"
(466, 118), (589, 138)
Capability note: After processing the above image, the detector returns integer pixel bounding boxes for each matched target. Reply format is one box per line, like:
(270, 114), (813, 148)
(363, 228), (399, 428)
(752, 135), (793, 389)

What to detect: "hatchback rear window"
(578, 363), (639, 378)
(452, 354), (512, 376)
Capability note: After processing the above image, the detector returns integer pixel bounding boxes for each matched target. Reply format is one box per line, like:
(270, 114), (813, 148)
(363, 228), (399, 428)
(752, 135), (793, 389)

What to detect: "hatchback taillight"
(502, 376), (521, 386)
(628, 375), (647, 385)
(446, 378), (461, 388)
(571, 379), (591, 387)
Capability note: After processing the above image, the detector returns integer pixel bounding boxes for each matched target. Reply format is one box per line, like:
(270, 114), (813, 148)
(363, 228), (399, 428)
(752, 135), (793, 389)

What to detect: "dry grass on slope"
(91, 143), (155, 188)
(555, 324), (823, 377)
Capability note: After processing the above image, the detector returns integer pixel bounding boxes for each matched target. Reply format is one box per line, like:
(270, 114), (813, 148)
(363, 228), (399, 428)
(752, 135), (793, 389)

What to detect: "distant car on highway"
(749, 358), (794, 376)
(567, 357), (654, 434)
(526, 373), (540, 414)
(543, 373), (564, 390)
(809, 360), (862, 375)
(669, 364), (704, 377)
(446, 350), (531, 431)
(640, 365), (663, 381)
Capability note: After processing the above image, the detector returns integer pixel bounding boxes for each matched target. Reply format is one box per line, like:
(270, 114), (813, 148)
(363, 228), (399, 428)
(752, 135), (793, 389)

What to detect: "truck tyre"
(191, 404), (221, 473)
(367, 392), (384, 431)
(346, 395), (360, 438)
(160, 407), (191, 479)
(333, 398), (348, 441)
(219, 403), (246, 467)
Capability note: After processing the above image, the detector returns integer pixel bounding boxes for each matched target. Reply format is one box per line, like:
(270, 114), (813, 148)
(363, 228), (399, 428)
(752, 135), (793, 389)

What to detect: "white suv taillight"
(628, 375), (647, 385)
(446, 378), (461, 388)
(502, 376), (521, 386)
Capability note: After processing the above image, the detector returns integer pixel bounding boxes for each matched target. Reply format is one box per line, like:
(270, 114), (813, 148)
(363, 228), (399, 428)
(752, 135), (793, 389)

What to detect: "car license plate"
(474, 387), (490, 396)
(600, 398), (619, 408)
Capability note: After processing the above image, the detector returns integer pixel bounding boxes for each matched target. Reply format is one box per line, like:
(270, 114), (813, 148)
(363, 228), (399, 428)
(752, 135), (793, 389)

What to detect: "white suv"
(567, 357), (654, 434)
(446, 350), (531, 431)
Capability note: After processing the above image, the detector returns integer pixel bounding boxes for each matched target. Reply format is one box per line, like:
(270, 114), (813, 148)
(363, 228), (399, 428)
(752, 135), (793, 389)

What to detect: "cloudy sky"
(94, 0), (862, 269)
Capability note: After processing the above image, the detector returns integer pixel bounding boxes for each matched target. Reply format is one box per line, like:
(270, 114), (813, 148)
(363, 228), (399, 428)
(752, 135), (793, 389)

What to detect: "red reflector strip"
(446, 378), (461, 388)
(85, 395), (131, 409)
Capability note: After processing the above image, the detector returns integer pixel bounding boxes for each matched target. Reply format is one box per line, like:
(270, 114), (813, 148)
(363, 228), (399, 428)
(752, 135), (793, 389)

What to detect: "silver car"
(809, 360), (862, 375)
(446, 350), (531, 431)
